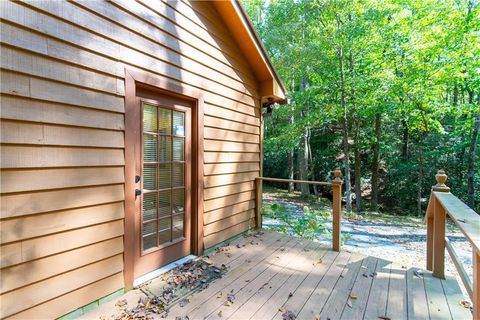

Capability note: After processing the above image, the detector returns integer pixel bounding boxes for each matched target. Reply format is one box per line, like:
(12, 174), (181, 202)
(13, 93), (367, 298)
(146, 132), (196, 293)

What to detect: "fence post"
(431, 170), (450, 279)
(255, 178), (262, 229)
(474, 249), (479, 320)
(331, 168), (343, 252)
(426, 210), (434, 271)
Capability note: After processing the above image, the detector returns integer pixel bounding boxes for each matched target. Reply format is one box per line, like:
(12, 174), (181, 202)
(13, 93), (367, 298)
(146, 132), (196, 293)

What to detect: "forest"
(243, 0), (480, 215)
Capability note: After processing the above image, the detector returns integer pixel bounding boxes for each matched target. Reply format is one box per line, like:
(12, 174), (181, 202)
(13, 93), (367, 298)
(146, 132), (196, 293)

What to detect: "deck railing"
(425, 170), (479, 319)
(254, 168), (343, 252)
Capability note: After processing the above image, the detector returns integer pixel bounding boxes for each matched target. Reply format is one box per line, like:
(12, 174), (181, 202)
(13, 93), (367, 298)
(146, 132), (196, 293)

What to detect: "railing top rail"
(256, 177), (333, 187)
(434, 191), (480, 253)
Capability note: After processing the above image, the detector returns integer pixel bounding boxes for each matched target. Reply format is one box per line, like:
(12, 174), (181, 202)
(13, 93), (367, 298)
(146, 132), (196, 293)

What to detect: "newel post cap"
(433, 169), (450, 192)
(332, 168), (343, 183)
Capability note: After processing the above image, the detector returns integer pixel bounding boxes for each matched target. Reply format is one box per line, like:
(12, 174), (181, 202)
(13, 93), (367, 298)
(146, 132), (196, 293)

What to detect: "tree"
(244, 0), (480, 215)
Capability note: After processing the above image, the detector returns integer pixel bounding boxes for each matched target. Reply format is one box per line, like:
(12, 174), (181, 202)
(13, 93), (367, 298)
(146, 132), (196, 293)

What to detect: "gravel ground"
(262, 198), (473, 300)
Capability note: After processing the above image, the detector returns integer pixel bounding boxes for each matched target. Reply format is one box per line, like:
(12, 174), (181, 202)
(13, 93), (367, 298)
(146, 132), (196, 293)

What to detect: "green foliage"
(244, 0), (480, 214)
(262, 203), (329, 240)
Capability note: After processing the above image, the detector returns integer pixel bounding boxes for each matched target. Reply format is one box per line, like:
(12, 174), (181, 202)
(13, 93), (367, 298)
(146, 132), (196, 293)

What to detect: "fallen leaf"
(349, 294), (358, 300)
(218, 310), (223, 317)
(313, 259), (323, 266)
(278, 307), (287, 313)
(259, 282), (269, 290)
(216, 292), (223, 299)
(460, 300), (472, 309)
(178, 298), (189, 307)
(314, 314), (321, 320)
(224, 300), (233, 306)
(378, 317), (391, 320)
(115, 299), (128, 308)
(288, 292), (293, 299)
(281, 310), (296, 320)
(226, 292), (235, 304)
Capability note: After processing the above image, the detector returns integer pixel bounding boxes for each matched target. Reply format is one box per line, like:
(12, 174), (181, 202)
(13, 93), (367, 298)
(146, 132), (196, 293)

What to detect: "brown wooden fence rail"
(425, 170), (480, 319)
(254, 168), (343, 252)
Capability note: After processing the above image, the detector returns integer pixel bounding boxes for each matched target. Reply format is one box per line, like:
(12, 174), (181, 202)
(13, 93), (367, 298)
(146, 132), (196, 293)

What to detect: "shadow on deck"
(82, 231), (471, 320)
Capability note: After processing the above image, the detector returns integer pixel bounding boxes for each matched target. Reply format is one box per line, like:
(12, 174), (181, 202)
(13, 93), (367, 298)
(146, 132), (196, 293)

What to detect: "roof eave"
(212, 0), (287, 106)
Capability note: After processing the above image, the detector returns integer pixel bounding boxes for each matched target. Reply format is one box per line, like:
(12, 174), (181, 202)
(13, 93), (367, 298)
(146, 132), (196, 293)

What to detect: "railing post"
(431, 170), (450, 279)
(426, 211), (434, 271)
(331, 168), (343, 252)
(474, 249), (480, 320)
(255, 178), (262, 229)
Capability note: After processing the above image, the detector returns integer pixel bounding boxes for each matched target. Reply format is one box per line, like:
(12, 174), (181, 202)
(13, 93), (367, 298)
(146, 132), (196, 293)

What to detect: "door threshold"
(133, 255), (197, 287)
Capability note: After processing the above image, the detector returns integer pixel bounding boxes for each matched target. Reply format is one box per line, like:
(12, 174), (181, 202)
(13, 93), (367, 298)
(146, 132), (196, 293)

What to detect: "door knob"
(135, 189), (142, 199)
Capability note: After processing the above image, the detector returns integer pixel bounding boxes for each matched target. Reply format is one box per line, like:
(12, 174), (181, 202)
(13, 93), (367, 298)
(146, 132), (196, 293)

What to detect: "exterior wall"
(0, 0), (261, 318)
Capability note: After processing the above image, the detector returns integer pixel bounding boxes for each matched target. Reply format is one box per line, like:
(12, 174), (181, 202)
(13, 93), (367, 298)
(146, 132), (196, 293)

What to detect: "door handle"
(135, 189), (142, 199)
(135, 175), (141, 183)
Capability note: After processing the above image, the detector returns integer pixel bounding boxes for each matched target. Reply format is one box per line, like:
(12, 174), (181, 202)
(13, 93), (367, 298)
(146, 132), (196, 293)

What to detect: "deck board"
(228, 242), (325, 320)
(339, 256), (377, 319)
(386, 262), (408, 320)
(81, 231), (472, 320)
(316, 253), (364, 320)
(407, 267), (431, 320)
(363, 258), (391, 319)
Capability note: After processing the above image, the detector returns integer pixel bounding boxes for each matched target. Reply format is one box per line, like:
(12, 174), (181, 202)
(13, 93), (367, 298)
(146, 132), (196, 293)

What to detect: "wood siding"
(0, 0), (261, 318)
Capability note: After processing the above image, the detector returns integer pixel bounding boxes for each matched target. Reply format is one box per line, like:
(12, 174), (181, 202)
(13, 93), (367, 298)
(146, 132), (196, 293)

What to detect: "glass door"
(142, 103), (187, 252)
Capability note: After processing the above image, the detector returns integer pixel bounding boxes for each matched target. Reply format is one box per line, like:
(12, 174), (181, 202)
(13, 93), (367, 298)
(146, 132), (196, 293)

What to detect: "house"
(0, 1), (286, 318)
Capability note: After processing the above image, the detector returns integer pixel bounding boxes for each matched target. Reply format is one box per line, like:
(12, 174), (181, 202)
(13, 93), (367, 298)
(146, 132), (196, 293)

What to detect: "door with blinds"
(133, 95), (192, 278)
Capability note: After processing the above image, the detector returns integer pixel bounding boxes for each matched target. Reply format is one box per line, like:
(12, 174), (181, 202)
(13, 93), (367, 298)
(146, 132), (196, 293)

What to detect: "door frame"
(124, 68), (205, 290)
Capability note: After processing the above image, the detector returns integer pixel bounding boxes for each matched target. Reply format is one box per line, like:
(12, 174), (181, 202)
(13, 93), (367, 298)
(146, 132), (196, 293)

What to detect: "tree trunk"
(371, 113), (381, 211)
(299, 125), (310, 195)
(307, 128), (319, 196)
(466, 93), (479, 208)
(338, 45), (351, 211)
(288, 151), (294, 192)
(401, 119), (409, 161)
(354, 121), (362, 212)
(348, 50), (361, 212)
(288, 110), (295, 192)
(417, 143), (424, 217)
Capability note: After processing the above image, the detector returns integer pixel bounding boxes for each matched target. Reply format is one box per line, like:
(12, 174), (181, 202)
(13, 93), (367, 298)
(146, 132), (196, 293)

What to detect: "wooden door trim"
(124, 69), (205, 290)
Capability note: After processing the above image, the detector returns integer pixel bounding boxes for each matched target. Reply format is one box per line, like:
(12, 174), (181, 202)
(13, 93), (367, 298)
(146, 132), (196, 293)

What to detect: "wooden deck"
(83, 230), (472, 320)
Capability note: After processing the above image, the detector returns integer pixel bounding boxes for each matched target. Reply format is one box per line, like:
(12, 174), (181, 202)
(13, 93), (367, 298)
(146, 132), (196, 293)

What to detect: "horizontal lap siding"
(0, 0), (261, 318)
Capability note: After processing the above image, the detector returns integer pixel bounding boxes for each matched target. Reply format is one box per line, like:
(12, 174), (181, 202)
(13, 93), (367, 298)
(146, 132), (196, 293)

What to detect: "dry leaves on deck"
(115, 259), (225, 319)
(113, 296), (166, 320)
(279, 307), (296, 320)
